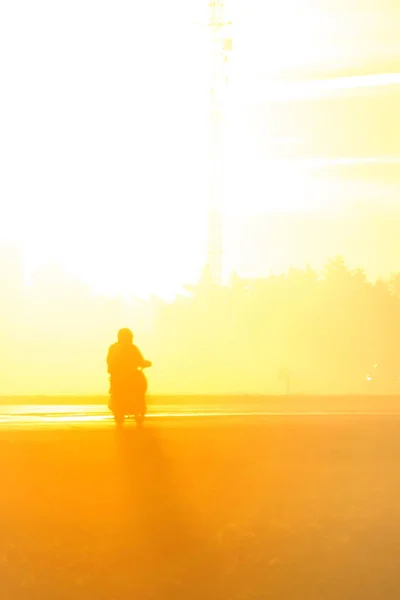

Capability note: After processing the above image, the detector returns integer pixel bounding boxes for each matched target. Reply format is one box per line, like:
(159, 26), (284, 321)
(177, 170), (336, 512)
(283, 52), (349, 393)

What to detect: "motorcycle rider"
(107, 328), (152, 414)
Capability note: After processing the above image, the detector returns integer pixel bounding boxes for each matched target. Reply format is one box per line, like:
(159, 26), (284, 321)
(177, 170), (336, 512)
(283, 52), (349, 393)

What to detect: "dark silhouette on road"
(107, 328), (152, 424)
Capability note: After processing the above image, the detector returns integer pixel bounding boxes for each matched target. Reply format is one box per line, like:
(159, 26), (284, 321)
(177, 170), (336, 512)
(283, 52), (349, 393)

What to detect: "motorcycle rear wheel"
(113, 411), (125, 425)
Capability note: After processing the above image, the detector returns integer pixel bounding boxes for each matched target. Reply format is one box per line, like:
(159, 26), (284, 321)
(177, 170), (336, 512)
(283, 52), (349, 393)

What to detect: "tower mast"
(207, 1), (231, 285)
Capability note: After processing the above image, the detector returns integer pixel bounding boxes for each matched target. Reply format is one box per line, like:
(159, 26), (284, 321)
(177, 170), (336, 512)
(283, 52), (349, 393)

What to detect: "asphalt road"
(1, 414), (400, 599)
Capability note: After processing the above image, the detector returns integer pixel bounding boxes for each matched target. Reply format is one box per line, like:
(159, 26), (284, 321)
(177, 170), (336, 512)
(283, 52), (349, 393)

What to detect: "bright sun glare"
(0, 0), (342, 298)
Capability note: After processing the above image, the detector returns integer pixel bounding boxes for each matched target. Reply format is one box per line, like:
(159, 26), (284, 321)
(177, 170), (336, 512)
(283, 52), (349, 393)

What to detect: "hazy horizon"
(1, 1), (400, 396)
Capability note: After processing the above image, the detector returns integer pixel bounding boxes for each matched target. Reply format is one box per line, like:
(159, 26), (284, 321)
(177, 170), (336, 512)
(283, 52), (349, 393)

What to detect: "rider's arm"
(135, 346), (152, 369)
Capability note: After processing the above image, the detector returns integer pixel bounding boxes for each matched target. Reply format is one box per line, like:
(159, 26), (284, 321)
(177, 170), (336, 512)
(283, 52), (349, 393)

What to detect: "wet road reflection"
(0, 404), (272, 427)
(1, 403), (400, 428)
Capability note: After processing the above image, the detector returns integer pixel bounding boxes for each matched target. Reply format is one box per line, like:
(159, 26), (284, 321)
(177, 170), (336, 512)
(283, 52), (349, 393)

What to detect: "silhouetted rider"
(107, 328), (151, 398)
(107, 328), (151, 377)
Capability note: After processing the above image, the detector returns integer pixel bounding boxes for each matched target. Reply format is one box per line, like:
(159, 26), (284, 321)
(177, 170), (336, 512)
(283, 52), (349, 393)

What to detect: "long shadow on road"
(113, 425), (219, 599)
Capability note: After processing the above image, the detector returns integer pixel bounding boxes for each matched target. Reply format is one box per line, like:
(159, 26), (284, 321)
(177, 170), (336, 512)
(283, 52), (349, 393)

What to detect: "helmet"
(117, 328), (134, 344)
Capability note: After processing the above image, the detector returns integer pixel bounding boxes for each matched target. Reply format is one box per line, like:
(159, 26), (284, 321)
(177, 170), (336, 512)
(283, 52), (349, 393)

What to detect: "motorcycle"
(108, 364), (151, 425)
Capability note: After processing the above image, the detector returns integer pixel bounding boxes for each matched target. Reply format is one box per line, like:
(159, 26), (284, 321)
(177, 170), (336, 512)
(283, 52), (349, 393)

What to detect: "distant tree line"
(0, 256), (399, 395)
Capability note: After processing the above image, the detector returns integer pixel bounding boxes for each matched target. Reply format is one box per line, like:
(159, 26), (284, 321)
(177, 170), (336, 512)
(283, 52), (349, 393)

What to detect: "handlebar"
(140, 360), (152, 370)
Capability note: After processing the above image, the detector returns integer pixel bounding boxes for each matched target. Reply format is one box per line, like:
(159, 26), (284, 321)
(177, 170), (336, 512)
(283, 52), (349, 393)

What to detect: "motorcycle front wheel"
(134, 413), (145, 426)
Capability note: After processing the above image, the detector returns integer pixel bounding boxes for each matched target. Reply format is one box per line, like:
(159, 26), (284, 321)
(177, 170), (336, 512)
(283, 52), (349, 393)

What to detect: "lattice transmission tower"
(207, 1), (232, 285)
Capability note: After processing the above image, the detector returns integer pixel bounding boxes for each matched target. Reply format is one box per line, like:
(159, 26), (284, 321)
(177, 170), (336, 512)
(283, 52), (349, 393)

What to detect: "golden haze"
(1, 1), (400, 394)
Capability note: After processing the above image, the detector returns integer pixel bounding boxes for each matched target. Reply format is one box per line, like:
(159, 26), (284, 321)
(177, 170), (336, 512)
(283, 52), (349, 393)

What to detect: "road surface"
(1, 407), (400, 599)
